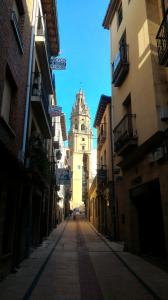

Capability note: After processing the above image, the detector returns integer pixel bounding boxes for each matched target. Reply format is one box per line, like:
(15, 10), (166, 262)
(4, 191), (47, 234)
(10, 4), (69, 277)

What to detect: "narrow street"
(1, 219), (168, 300)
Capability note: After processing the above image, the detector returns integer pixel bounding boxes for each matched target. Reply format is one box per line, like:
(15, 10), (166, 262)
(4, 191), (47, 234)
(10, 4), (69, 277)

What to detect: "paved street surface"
(0, 219), (168, 300)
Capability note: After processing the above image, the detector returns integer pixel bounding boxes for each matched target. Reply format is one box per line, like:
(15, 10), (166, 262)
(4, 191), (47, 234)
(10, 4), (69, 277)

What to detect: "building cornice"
(41, 0), (60, 56)
(102, 0), (118, 29)
(94, 95), (111, 128)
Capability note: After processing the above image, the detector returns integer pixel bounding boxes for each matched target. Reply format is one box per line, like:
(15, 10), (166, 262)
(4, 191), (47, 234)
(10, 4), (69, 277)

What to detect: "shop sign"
(56, 168), (71, 185)
(49, 105), (62, 117)
(50, 57), (66, 70)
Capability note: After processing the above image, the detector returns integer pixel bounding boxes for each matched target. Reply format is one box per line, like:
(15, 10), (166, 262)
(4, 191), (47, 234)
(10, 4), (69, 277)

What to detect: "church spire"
(71, 90), (90, 119)
(68, 90), (92, 210)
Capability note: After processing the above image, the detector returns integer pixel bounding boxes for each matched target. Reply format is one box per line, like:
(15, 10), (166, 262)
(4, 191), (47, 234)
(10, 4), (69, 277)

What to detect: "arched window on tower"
(81, 124), (85, 131)
(75, 124), (78, 130)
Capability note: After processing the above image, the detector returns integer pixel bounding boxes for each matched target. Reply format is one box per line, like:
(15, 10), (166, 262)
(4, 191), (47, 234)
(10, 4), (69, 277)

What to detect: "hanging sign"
(56, 168), (71, 185)
(49, 105), (62, 117)
(50, 57), (66, 70)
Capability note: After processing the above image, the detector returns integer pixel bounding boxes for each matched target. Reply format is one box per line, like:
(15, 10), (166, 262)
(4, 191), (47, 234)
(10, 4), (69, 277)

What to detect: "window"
(100, 124), (104, 135)
(13, 0), (20, 21)
(66, 150), (69, 159)
(100, 156), (103, 167)
(117, 2), (123, 28)
(123, 94), (133, 133)
(11, 0), (24, 53)
(82, 138), (85, 141)
(123, 94), (132, 114)
(1, 67), (17, 131)
(75, 124), (78, 130)
(104, 150), (106, 165)
(81, 124), (85, 130)
(82, 145), (85, 151)
(119, 31), (128, 63)
(120, 31), (126, 46)
(1, 76), (13, 124)
(162, 0), (168, 15)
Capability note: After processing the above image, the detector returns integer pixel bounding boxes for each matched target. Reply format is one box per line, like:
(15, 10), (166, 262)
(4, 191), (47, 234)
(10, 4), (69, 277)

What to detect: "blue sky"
(55, 0), (111, 148)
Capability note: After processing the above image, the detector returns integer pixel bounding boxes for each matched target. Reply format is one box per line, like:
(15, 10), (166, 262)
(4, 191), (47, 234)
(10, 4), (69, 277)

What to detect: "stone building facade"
(68, 90), (92, 211)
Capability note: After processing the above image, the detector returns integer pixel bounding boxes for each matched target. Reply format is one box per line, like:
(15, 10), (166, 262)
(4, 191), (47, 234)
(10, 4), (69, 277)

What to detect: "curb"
(88, 221), (161, 300)
(21, 221), (68, 300)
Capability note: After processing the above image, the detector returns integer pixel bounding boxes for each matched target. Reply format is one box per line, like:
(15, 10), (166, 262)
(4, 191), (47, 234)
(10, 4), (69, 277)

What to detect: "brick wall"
(0, 0), (33, 157)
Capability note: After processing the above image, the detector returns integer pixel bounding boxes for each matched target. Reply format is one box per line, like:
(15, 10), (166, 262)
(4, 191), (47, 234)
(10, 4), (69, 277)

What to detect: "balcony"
(41, 0), (60, 56)
(156, 9), (168, 66)
(98, 130), (107, 150)
(35, 16), (53, 93)
(27, 134), (50, 180)
(112, 44), (129, 87)
(97, 165), (107, 188)
(31, 74), (52, 138)
(113, 114), (138, 155)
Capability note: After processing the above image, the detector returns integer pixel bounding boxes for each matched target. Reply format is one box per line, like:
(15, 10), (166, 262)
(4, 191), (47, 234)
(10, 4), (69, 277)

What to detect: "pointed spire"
(70, 89), (90, 119)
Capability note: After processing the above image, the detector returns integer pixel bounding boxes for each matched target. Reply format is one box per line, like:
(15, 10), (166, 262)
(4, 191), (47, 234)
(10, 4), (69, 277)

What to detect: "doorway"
(131, 179), (165, 258)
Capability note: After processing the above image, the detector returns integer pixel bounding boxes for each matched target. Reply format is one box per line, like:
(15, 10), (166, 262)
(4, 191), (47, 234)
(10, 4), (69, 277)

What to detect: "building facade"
(0, 0), (34, 280)
(93, 95), (115, 236)
(89, 176), (98, 230)
(0, 0), (60, 279)
(103, 0), (168, 261)
(54, 113), (67, 223)
(68, 90), (92, 211)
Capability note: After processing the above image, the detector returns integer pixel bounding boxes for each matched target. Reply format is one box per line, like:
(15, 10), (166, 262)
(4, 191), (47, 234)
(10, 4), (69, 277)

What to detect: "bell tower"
(69, 90), (92, 210)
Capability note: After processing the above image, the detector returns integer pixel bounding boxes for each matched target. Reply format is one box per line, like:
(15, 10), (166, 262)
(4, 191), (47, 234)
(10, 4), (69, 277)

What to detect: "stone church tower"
(69, 90), (92, 210)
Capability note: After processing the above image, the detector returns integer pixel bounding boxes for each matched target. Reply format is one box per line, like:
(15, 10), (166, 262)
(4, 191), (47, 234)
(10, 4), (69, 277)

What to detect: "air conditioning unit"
(160, 107), (168, 121)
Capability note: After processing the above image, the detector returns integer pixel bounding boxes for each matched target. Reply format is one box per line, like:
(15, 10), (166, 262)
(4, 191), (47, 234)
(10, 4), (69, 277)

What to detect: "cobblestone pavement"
(0, 219), (168, 300)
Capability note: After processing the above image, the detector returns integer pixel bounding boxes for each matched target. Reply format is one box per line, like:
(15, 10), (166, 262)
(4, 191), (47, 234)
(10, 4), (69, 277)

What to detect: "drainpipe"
(20, 0), (38, 162)
(109, 98), (117, 240)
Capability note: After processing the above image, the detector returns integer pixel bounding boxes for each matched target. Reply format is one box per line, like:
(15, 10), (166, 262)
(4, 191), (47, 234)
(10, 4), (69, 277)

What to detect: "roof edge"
(102, 0), (118, 29)
(93, 95), (111, 128)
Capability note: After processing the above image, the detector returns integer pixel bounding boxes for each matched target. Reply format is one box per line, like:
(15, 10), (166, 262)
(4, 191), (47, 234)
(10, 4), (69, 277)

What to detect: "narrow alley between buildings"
(0, 218), (168, 300)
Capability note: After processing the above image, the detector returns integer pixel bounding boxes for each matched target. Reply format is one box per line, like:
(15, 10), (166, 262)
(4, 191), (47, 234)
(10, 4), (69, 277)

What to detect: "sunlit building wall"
(103, 0), (168, 259)
(69, 90), (92, 210)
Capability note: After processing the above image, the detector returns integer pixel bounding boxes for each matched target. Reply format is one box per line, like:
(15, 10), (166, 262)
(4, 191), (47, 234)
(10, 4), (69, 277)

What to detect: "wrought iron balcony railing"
(156, 9), (168, 66)
(113, 114), (137, 154)
(97, 165), (107, 187)
(112, 44), (129, 87)
(27, 134), (50, 180)
(98, 130), (107, 150)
